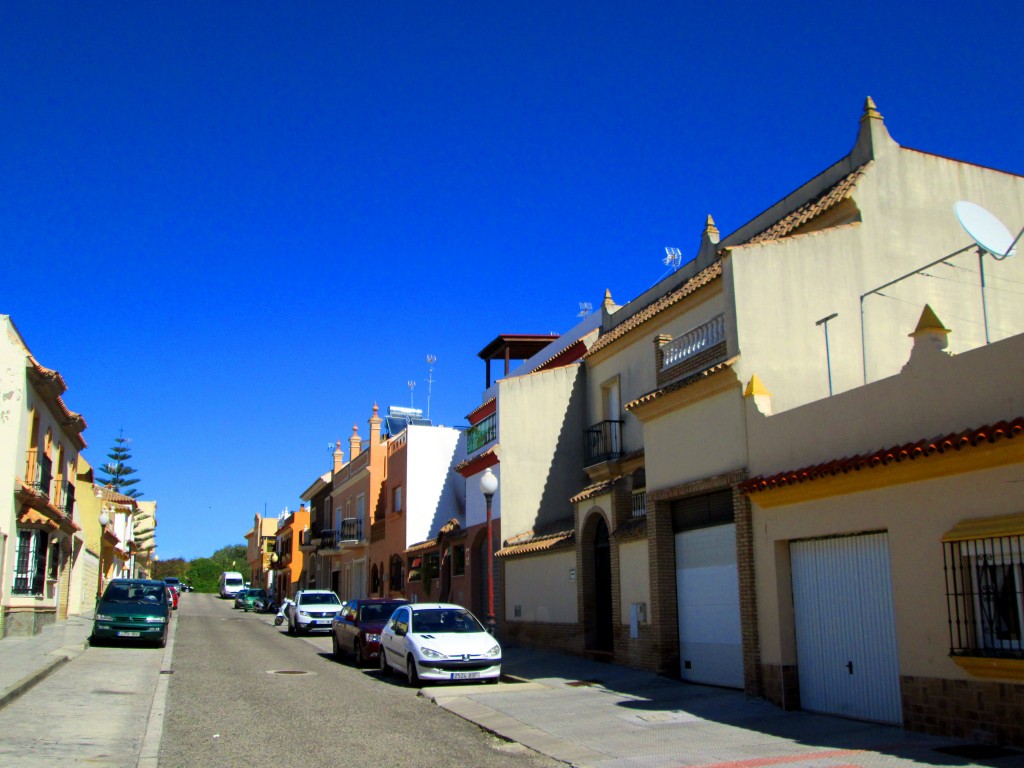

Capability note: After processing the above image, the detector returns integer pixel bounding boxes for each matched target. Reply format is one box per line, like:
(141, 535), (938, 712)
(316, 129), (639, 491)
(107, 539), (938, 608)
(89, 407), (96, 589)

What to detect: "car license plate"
(117, 631), (141, 638)
(314, 620), (329, 625)
(451, 671), (480, 680)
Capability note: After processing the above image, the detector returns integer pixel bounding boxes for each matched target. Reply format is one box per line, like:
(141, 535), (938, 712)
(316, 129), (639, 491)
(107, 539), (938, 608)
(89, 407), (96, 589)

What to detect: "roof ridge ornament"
(861, 95), (883, 122)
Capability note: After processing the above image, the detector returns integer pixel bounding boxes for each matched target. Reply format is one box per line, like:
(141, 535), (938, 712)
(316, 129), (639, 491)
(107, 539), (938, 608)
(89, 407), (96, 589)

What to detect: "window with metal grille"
(944, 534), (1024, 658)
(13, 529), (48, 595)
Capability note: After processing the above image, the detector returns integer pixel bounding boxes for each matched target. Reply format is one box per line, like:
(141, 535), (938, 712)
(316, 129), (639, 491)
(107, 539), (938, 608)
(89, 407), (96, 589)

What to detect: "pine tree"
(98, 430), (142, 498)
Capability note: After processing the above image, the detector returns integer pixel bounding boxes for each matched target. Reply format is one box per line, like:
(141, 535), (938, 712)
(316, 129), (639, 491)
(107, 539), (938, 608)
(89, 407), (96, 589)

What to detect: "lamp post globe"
(479, 467), (498, 633)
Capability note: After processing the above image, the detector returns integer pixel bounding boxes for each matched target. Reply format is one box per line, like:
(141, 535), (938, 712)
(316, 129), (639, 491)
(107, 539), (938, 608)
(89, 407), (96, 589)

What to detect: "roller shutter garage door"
(790, 532), (902, 724)
(674, 490), (743, 688)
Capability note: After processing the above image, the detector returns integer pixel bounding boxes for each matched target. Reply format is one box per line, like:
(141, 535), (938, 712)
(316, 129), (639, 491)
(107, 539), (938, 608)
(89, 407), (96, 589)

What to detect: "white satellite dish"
(954, 201), (1019, 259)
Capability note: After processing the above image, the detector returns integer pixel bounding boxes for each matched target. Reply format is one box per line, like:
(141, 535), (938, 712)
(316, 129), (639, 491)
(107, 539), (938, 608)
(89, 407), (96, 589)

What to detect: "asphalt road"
(158, 592), (560, 768)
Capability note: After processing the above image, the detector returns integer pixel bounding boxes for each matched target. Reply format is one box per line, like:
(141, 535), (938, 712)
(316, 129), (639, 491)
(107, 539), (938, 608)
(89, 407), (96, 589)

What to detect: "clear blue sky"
(3, 3), (1022, 560)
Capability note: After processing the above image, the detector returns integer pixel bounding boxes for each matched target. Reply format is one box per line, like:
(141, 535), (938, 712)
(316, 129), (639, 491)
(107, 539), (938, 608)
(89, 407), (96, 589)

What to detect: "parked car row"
(260, 591), (502, 687)
(91, 578), (173, 648)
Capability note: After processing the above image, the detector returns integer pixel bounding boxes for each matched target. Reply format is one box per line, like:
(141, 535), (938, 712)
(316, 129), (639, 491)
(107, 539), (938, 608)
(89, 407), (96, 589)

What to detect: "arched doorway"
(583, 512), (614, 654)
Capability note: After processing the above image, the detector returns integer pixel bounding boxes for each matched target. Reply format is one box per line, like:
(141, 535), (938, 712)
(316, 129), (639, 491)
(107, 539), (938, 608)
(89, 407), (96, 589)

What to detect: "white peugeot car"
(378, 602), (501, 686)
(288, 589), (343, 634)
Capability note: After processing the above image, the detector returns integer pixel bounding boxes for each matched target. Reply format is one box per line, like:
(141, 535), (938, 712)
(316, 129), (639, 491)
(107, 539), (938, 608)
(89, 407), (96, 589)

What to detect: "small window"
(394, 486), (403, 513)
(13, 529), (47, 595)
(945, 531), (1024, 658)
(452, 544), (466, 576)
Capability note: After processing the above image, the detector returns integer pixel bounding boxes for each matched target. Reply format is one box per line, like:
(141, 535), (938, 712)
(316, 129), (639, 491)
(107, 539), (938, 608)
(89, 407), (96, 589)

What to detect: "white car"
(288, 589), (342, 634)
(379, 602), (501, 686)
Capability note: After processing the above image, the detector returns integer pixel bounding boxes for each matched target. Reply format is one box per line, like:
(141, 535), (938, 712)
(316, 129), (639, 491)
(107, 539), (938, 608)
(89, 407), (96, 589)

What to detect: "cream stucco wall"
(495, 364), (586, 538)
(504, 549), (577, 623)
(729, 143), (1024, 415)
(618, 538), (649, 625)
(747, 329), (1024, 681)
(642, 383), (747, 491)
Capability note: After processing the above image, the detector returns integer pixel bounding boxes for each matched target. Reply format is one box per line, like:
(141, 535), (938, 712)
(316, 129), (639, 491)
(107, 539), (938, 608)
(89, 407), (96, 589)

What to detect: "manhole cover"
(267, 670), (312, 676)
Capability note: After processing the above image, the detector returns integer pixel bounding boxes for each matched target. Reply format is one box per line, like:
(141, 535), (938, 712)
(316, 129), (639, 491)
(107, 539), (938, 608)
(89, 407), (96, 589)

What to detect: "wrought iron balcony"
(467, 413), (497, 454)
(584, 420), (623, 465)
(25, 449), (53, 497)
(318, 518), (365, 550)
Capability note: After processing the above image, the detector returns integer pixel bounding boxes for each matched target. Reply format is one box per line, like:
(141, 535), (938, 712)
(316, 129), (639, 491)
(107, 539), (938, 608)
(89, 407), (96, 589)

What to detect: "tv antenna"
(425, 354), (437, 420)
(577, 302), (592, 319)
(407, 379), (416, 409)
(663, 247), (682, 271)
(954, 201), (1021, 344)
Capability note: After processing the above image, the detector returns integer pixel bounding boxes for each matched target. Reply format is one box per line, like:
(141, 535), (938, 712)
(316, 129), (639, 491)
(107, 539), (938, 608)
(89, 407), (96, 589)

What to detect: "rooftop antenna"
(577, 301), (592, 319)
(425, 354), (437, 420)
(407, 379), (416, 410)
(664, 247), (682, 271)
(954, 201), (1021, 344)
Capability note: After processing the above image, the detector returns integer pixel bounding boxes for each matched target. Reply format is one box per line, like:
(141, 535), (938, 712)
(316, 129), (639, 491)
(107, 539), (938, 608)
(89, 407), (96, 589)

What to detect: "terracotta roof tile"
(741, 418), (1024, 494)
(741, 164), (868, 245)
(570, 478), (621, 503)
(496, 526), (575, 559)
(586, 262), (723, 357)
(625, 357), (739, 411)
(453, 446), (498, 476)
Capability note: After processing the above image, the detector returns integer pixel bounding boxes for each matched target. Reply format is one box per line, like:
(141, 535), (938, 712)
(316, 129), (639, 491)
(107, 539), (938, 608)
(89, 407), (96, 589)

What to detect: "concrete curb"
(0, 653), (71, 710)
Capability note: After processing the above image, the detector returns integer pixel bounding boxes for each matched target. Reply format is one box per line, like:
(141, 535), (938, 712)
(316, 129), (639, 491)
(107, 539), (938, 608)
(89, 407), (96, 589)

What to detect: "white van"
(219, 571), (245, 599)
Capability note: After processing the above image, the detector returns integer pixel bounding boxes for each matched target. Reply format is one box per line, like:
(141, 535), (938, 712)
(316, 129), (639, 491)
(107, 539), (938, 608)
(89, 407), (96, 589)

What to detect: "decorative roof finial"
(862, 96), (882, 122)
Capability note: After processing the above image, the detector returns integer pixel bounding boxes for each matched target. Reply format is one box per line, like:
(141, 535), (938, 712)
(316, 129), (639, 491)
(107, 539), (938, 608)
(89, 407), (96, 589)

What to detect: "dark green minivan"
(91, 578), (171, 647)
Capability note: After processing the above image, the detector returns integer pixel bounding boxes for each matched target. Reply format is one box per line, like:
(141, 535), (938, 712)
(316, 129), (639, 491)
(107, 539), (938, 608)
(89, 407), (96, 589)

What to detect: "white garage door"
(676, 523), (743, 688)
(791, 532), (902, 724)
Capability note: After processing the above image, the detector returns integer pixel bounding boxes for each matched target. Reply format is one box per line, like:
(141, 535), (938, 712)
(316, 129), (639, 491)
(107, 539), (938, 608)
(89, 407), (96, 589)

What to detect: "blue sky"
(3, 2), (1022, 560)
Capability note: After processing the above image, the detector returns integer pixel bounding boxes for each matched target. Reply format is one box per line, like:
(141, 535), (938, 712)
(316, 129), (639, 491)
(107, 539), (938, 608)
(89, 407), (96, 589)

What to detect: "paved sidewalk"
(0, 611), (93, 710)
(422, 647), (1024, 768)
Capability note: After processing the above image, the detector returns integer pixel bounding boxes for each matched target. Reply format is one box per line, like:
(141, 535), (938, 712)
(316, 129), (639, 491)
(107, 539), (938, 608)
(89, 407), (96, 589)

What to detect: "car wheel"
(157, 632), (167, 649)
(406, 657), (421, 688)
(379, 648), (391, 677)
(331, 634), (341, 660)
(88, 635), (103, 647)
(353, 639), (364, 668)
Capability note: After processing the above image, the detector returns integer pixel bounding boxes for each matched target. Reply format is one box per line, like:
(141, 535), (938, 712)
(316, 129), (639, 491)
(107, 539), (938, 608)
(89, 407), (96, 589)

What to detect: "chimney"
(369, 402), (382, 445)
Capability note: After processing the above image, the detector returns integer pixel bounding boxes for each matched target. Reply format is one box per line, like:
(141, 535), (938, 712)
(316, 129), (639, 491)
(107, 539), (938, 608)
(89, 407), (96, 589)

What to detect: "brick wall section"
(733, 484), (762, 697)
(504, 621), (585, 654)
(901, 675), (1024, 747)
(647, 498), (679, 676)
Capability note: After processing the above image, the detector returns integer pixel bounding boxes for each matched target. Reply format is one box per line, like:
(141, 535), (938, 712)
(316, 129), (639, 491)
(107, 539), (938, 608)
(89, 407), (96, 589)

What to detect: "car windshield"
(358, 602), (404, 622)
(226, 578), (243, 586)
(164, 578), (180, 585)
(104, 584), (167, 604)
(299, 592), (339, 605)
(410, 608), (484, 634)
(248, 589), (267, 599)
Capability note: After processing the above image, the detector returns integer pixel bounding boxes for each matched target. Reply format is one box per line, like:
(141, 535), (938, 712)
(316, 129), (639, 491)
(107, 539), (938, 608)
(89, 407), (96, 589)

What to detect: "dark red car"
(331, 598), (407, 667)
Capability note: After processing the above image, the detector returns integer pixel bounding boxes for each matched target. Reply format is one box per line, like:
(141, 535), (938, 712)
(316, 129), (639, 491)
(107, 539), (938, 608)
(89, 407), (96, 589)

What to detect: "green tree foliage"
(152, 558), (188, 580)
(182, 544), (251, 592)
(98, 430), (142, 498)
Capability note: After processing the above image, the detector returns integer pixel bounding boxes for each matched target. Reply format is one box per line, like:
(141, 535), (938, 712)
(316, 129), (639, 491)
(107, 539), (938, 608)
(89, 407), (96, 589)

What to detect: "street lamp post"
(479, 467), (499, 634)
(96, 507), (111, 598)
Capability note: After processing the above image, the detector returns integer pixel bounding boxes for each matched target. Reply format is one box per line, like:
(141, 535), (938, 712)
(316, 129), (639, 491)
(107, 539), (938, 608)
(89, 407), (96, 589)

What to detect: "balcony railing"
(584, 420), (623, 465)
(661, 314), (726, 372)
(319, 518), (365, 549)
(467, 413), (497, 454)
(25, 449), (53, 498)
(59, 482), (75, 518)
